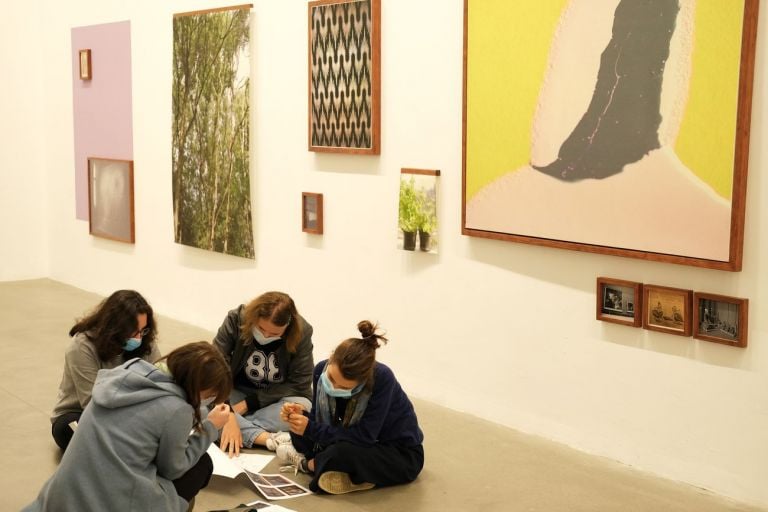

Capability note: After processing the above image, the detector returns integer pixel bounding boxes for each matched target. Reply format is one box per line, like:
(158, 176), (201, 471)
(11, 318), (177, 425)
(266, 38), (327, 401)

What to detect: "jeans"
(228, 388), (311, 447)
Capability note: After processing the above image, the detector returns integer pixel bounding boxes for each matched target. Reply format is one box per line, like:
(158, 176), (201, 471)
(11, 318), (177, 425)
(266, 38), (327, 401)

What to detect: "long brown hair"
(330, 320), (387, 391)
(240, 292), (304, 353)
(162, 342), (232, 431)
(69, 290), (157, 362)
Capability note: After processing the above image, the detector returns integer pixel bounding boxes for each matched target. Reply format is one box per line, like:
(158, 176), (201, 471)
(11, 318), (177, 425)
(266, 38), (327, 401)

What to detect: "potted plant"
(416, 191), (436, 252)
(398, 177), (419, 250)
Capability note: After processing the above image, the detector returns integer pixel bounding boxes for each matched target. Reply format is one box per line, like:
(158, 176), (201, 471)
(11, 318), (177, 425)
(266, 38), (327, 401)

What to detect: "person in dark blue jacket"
(276, 320), (424, 494)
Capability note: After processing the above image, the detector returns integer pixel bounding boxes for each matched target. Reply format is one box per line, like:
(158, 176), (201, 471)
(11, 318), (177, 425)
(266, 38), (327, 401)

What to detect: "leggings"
(173, 452), (214, 502)
(51, 412), (82, 452)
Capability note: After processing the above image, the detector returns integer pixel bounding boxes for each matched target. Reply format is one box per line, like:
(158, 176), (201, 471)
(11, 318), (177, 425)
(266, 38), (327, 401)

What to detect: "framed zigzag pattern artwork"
(308, 0), (381, 154)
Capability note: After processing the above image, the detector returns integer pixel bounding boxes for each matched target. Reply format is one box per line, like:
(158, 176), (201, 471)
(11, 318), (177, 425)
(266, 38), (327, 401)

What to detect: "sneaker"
(276, 443), (309, 475)
(265, 431), (292, 451)
(317, 471), (374, 495)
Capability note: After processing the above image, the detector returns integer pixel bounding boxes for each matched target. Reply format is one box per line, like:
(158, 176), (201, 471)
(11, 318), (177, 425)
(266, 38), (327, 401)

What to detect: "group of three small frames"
(596, 277), (748, 347)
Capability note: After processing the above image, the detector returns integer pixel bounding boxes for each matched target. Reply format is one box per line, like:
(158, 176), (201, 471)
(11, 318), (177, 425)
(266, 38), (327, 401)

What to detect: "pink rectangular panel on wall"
(71, 21), (133, 220)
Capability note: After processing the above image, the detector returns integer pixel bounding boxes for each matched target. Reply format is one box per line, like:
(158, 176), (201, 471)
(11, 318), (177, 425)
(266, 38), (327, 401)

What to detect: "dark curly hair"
(69, 290), (157, 362)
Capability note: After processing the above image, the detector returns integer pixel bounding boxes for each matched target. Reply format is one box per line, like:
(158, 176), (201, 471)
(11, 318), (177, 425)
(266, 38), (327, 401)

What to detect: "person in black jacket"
(277, 320), (424, 494)
(212, 292), (313, 456)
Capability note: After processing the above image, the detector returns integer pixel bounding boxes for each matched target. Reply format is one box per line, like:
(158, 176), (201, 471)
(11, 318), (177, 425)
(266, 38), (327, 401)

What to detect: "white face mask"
(252, 326), (282, 345)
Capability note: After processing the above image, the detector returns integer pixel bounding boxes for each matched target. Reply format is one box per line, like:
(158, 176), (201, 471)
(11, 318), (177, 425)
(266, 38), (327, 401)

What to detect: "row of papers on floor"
(207, 444), (311, 501)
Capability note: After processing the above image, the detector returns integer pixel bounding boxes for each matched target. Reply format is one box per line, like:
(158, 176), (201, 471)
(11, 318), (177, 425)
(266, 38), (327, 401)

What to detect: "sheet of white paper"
(207, 443), (274, 478)
(236, 453), (276, 474)
(244, 499), (297, 512)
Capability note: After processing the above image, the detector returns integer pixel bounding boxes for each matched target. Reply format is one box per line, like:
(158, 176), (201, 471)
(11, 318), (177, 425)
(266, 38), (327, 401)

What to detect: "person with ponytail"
(212, 291), (314, 456)
(23, 342), (232, 512)
(51, 290), (161, 451)
(277, 321), (424, 495)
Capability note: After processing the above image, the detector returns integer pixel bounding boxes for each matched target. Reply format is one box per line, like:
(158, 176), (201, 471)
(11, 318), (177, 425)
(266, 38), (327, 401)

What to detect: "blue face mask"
(320, 371), (363, 399)
(200, 396), (216, 408)
(252, 327), (281, 345)
(123, 337), (142, 352)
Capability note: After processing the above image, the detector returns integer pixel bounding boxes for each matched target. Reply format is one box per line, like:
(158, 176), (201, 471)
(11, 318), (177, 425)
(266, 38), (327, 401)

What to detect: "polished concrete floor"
(1, 279), (763, 512)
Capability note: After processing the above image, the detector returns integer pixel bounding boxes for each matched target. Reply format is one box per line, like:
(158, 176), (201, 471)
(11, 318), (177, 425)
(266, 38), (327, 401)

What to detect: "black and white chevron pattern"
(310, 0), (373, 149)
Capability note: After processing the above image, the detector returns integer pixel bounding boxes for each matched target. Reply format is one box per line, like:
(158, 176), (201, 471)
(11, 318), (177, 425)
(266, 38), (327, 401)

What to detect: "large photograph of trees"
(173, 5), (254, 259)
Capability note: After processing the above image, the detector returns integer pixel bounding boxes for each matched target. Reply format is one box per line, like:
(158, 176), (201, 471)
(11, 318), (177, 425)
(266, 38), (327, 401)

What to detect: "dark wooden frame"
(302, 192), (324, 234)
(87, 158), (135, 243)
(642, 285), (693, 337)
(461, 0), (759, 271)
(402, 168), (441, 178)
(692, 292), (748, 347)
(308, 0), (381, 155)
(596, 277), (642, 327)
(79, 49), (92, 80)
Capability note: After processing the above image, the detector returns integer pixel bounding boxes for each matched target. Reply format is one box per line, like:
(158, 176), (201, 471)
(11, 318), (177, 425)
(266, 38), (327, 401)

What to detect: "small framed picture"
(596, 277), (642, 327)
(302, 192), (323, 234)
(692, 292), (748, 347)
(642, 285), (693, 337)
(79, 49), (92, 80)
(88, 158), (135, 243)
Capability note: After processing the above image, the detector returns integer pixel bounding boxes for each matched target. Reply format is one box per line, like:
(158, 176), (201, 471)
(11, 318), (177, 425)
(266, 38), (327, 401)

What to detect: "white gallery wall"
(1, 0), (767, 506)
(0, 3), (49, 280)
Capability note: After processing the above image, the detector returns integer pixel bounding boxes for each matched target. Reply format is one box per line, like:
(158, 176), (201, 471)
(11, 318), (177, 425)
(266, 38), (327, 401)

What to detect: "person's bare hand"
(220, 413), (242, 457)
(207, 404), (230, 430)
(232, 400), (248, 415)
(280, 402), (304, 422)
(287, 412), (308, 436)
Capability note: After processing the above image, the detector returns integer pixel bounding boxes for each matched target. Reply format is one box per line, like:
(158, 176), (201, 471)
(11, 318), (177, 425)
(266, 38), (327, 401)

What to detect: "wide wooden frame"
(87, 157), (135, 243)
(642, 285), (692, 337)
(308, 0), (381, 155)
(79, 49), (92, 80)
(596, 277), (642, 327)
(302, 192), (324, 234)
(461, 0), (759, 271)
(692, 292), (748, 347)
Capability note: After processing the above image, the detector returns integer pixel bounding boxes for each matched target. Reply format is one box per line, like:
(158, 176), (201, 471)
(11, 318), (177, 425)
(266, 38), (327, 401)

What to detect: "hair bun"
(356, 320), (388, 348)
(357, 320), (375, 339)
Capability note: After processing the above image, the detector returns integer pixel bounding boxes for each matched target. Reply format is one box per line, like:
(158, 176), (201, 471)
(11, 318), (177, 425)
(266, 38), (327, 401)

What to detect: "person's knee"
(199, 453), (213, 475)
(322, 441), (357, 461)
(290, 396), (312, 412)
(193, 453), (214, 490)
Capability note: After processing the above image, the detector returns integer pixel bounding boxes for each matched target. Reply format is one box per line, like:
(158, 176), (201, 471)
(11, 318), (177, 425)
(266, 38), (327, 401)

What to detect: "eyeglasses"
(132, 327), (151, 338)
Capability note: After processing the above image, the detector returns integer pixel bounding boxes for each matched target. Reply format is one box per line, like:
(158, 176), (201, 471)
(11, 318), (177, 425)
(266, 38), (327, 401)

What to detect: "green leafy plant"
(416, 193), (437, 234)
(398, 177), (420, 233)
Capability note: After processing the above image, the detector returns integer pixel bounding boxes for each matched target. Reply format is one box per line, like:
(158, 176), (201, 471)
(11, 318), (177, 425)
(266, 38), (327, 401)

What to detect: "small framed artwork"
(596, 277), (642, 327)
(302, 192), (323, 234)
(79, 49), (92, 80)
(642, 285), (693, 337)
(692, 292), (748, 347)
(398, 169), (440, 253)
(88, 158), (135, 243)
(308, 0), (380, 154)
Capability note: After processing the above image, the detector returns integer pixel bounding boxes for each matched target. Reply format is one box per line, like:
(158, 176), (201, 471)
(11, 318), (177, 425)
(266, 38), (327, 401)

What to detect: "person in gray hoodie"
(23, 342), (232, 512)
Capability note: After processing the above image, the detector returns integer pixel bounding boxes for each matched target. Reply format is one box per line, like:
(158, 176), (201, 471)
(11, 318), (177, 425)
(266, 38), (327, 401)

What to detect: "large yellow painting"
(463, 0), (757, 270)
